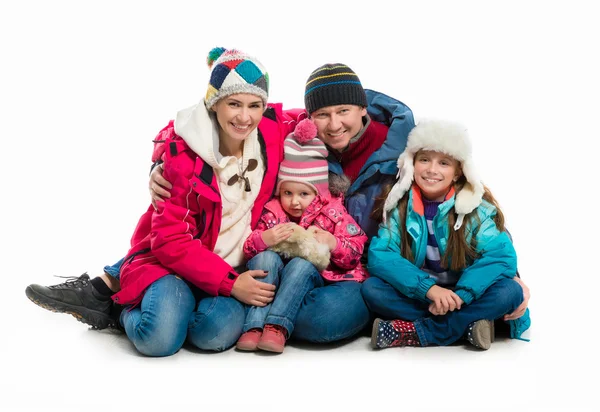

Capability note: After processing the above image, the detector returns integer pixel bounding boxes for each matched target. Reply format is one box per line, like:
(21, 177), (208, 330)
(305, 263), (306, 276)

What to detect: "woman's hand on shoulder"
(231, 270), (276, 306)
(149, 164), (173, 209)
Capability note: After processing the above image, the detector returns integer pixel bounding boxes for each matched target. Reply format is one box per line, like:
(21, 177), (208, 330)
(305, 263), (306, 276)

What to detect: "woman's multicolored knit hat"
(304, 63), (367, 114)
(204, 47), (269, 109)
(276, 119), (330, 197)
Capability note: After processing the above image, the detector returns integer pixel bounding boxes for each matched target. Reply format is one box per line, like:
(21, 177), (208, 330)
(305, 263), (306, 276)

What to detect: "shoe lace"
(265, 324), (286, 339)
(49, 273), (90, 289)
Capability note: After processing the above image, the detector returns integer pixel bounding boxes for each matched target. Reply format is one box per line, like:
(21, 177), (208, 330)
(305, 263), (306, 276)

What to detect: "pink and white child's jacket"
(243, 195), (368, 282)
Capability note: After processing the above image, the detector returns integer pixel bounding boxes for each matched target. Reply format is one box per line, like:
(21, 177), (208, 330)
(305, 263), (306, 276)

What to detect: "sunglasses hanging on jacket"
(227, 158), (258, 192)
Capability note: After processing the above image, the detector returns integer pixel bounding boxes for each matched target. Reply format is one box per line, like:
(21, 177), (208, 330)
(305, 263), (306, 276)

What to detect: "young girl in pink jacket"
(238, 119), (368, 353)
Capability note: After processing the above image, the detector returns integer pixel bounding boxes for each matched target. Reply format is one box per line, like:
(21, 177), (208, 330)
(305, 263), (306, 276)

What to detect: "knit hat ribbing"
(204, 47), (269, 109)
(276, 119), (330, 197)
(383, 119), (484, 230)
(304, 63), (367, 114)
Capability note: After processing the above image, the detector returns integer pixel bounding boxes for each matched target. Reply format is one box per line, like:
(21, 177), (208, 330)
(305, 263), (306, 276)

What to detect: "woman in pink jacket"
(109, 47), (292, 356)
(237, 119), (368, 353)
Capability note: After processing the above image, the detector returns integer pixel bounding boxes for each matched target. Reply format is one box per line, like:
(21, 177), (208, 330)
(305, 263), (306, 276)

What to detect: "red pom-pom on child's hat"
(293, 119), (318, 144)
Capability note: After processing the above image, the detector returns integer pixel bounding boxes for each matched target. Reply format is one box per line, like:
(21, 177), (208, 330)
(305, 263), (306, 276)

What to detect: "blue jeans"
(361, 276), (524, 346)
(121, 275), (195, 357)
(294, 280), (369, 343)
(103, 258), (124, 280)
(246, 251), (321, 336)
(243, 251), (283, 332)
(119, 272), (245, 355)
(187, 292), (245, 352)
(247, 251), (370, 342)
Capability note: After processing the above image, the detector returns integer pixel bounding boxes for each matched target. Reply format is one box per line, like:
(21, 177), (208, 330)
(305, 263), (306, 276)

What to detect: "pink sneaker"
(257, 324), (287, 353)
(236, 329), (262, 351)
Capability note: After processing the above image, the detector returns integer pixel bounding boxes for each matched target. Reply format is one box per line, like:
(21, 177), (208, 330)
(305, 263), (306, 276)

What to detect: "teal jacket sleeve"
(454, 216), (518, 305)
(367, 209), (436, 303)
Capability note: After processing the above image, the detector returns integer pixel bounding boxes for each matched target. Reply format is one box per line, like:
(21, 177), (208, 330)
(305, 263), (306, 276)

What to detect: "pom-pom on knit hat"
(204, 47), (269, 109)
(383, 119), (484, 230)
(276, 119), (330, 197)
(304, 63), (367, 114)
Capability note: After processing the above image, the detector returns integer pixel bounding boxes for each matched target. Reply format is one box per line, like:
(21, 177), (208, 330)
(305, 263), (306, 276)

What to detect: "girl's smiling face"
(413, 150), (462, 201)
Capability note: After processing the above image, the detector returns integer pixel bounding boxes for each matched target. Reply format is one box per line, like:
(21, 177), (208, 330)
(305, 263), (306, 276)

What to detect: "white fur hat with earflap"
(382, 119), (484, 230)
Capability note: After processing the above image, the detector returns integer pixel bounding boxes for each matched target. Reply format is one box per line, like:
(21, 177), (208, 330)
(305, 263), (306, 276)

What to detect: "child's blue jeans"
(245, 250), (369, 341)
(361, 276), (524, 346)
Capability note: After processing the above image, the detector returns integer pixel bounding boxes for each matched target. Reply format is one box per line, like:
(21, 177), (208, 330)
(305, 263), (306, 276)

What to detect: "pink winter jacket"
(243, 195), (369, 282)
(112, 104), (293, 306)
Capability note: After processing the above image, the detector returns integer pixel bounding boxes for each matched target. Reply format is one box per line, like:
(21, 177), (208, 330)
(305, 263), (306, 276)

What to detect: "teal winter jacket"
(368, 186), (531, 339)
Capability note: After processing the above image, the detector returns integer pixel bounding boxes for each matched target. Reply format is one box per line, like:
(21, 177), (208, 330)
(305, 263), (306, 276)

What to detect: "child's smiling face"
(413, 150), (462, 201)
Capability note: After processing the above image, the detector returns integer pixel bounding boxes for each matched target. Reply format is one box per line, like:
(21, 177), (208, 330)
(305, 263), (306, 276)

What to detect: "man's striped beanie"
(205, 47), (269, 109)
(304, 63), (367, 114)
(276, 119), (330, 197)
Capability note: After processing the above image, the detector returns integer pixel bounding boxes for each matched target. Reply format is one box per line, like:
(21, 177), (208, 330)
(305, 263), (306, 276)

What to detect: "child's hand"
(262, 223), (295, 247)
(312, 228), (337, 251)
(426, 285), (463, 316)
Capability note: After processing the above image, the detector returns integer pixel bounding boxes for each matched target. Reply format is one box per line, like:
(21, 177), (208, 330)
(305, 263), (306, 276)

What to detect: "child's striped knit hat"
(276, 119), (330, 197)
(205, 47), (269, 109)
(304, 63), (367, 114)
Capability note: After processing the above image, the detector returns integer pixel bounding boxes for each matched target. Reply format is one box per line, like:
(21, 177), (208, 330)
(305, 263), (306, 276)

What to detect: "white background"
(1, 1), (598, 411)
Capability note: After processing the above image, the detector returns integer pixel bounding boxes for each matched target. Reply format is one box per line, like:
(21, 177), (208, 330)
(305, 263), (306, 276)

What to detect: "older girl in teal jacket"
(362, 119), (530, 350)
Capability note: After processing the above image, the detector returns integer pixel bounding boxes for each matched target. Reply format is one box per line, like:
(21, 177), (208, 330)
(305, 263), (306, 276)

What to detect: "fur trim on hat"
(383, 119), (484, 230)
(328, 173), (351, 197)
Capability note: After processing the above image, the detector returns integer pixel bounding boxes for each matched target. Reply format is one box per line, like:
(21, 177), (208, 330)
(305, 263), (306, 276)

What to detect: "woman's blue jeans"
(120, 275), (195, 357)
(361, 276), (524, 346)
(114, 265), (245, 356)
(246, 251), (370, 342)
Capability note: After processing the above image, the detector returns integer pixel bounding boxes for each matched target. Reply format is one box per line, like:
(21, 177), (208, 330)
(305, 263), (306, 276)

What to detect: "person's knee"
(284, 258), (320, 282)
(294, 282), (369, 343)
(248, 250), (283, 271)
(188, 298), (245, 352)
(129, 275), (194, 357)
(190, 325), (243, 352)
(360, 277), (385, 307)
(360, 277), (386, 311)
(494, 277), (525, 310)
(134, 328), (186, 357)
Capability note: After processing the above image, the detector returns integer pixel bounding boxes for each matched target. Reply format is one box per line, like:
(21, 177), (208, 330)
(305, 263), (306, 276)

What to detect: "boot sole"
(471, 319), (495, 350)
(236, 342), (259, 351)
(371, 318), (382, 349)
(25, 286), (115, 330)
(256, 341), (284, 353)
